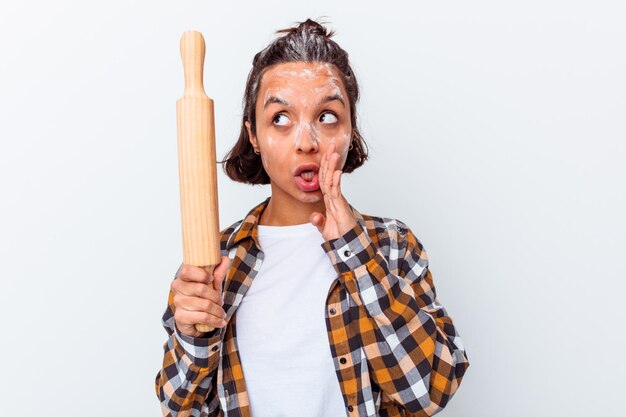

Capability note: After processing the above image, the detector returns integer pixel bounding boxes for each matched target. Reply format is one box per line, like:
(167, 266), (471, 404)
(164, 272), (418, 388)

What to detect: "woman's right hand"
(171, 257), (231, 337)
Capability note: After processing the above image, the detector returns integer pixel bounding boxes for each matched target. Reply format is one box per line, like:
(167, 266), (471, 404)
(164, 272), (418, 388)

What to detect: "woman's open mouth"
(294, 169), (320, 191)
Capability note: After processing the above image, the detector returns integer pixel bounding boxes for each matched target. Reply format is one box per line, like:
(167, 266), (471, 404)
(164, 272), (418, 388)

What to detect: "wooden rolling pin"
(176, 31), (221, 333)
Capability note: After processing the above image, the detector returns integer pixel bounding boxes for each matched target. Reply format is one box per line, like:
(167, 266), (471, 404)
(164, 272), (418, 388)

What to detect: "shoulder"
(357, 213), (429, 282)
(358, 212), (424, 254)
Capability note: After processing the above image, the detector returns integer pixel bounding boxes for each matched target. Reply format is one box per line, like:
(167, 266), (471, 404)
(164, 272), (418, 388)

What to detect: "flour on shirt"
(234, 221), (346, 416)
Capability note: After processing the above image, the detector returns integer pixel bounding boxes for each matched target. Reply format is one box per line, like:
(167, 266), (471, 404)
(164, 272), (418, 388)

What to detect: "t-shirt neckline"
(257, 222), (318, 236)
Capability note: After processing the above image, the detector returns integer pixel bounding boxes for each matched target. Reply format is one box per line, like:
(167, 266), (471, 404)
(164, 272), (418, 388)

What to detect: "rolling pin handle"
(194, 264), (219, 333)
(180, 31), (207, 97)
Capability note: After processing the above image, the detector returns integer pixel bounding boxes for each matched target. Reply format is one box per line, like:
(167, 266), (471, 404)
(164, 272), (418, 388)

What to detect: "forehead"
(258, 61), (347, 95)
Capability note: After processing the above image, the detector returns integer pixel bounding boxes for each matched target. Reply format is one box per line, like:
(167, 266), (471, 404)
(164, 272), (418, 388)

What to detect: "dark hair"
(220, 18), (369, 185)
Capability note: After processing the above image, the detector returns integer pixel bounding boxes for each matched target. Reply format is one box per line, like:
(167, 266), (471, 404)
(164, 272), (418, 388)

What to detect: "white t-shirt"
(235, 221), (347, 416)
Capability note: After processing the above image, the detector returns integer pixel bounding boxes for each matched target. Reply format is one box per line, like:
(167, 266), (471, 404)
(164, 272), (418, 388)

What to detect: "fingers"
(321, 143), (340, 196)
(320, 144), (328, 194)
(174, 306), (227, 330)
(177, 264), (212, 283)
(332, 169), (342, 197)
(172, 260), (231, 335)
(171, 277), (227, 331)
(213, 256), (231, 283)
(310, 211), (326, 230)
(324, 193), (337, 216)
(211, 256), (230, 303)
(174, 293), (226, 318)
(171, 278), (221, 303)
(178, 258), (231, 284)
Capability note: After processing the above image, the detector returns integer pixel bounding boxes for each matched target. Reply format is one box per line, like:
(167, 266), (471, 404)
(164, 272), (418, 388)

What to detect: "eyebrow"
(263, 94), (346, 109)
(319, 93), (346, 108)
(263, 96), (291, 109)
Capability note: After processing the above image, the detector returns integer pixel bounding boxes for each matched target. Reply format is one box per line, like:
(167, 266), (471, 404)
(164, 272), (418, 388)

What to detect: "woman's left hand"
(310, 143), (358, 241)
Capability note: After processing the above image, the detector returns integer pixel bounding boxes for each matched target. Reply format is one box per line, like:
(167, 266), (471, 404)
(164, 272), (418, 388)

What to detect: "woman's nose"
(296, 122), (319, 153)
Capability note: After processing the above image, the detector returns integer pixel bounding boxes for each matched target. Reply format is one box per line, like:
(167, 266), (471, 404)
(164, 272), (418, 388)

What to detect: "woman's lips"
(294, 171), (320, 191)
(294, 163), (320, 176)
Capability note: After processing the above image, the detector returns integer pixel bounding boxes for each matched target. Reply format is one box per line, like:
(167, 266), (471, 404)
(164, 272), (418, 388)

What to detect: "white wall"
(0, 1), (624, 416)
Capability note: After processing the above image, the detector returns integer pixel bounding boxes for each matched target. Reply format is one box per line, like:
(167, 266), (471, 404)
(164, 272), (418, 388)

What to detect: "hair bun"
(275, 18), (335, 39)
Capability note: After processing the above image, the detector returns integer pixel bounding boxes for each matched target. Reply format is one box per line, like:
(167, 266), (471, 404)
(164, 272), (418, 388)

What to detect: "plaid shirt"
(155, 196), (469, 417)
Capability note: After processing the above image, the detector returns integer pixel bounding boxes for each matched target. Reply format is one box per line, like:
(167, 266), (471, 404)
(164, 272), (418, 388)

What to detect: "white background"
(1, 1), (624, 416)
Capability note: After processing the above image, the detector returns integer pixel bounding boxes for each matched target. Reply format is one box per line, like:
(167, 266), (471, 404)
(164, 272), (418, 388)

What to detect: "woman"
(155, 18), (469, 417)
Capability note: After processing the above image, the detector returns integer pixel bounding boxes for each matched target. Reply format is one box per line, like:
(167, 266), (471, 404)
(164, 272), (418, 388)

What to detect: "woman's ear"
(245, 120), (258, 150)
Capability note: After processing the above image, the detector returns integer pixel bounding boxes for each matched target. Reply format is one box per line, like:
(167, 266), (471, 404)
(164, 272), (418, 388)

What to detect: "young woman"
(156, 19), (469, 417)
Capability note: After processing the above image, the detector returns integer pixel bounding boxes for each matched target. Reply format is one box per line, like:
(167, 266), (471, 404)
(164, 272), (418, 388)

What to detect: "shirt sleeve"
(154, 273), (224, 417)
(321, 221), (470, 416)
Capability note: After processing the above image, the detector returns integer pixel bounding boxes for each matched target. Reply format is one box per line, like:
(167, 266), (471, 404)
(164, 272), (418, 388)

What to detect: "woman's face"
(245, 61), (352, 205)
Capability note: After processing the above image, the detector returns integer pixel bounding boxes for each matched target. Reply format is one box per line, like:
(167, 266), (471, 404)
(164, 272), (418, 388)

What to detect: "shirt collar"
(225, 195), (366, 250)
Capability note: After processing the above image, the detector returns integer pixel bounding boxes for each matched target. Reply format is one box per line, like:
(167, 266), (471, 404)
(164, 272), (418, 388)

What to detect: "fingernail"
(221, 319), (227, 326)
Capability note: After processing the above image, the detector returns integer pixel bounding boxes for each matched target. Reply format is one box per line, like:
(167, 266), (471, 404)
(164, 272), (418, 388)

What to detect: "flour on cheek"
(340, 133), (350, 165)
(261, 136), (272, 168)
(327, 133), (350, 169)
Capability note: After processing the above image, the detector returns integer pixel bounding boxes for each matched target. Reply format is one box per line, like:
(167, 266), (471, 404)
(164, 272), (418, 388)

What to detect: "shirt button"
(330, 307), (336, 315)
(343, 249), (351, 257)
(211, 345), (218, 351)
(340, 357), (347, 364)
(347, 405), (354, 412)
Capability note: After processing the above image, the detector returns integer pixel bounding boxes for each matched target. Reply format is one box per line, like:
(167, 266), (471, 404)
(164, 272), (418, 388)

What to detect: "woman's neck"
(259, 193), (325, 226)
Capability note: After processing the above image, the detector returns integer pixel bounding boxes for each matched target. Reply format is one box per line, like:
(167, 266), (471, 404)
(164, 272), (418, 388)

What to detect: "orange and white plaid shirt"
(155, 196), (469, 416)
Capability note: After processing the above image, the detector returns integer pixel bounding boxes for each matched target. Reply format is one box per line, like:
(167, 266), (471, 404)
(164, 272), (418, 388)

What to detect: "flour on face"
(252, 61), (353, 202)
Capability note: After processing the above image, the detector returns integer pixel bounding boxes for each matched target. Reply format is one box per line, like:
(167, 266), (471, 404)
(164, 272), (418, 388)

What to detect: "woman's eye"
(272, 114), (290, 126)
(320, 112), (338, 124)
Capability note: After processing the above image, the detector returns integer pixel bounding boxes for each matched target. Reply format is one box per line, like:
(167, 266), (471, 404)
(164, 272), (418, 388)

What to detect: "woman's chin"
(294, 189), (323, 204)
